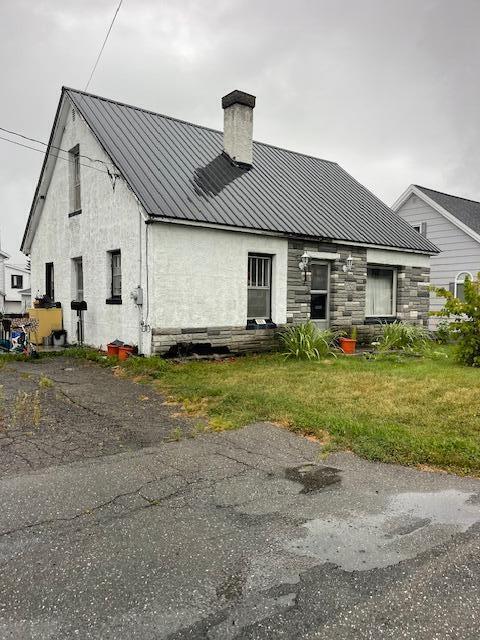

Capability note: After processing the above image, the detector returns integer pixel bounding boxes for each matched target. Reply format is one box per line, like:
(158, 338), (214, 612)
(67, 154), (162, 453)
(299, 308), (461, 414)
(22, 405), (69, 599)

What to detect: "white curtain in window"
(366, 268), (393, 316)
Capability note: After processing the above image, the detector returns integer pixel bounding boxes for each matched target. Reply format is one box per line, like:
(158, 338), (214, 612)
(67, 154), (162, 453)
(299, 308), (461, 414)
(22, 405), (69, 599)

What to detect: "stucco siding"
(29, 100), (147, 350)
(148, 223), (288, 330)
(396, 194), (480, 323)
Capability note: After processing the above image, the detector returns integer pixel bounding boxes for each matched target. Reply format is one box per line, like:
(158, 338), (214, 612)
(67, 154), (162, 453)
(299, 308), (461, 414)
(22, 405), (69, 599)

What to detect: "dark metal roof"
(65, 87), (438, 253)
(415, 185), (480, 236)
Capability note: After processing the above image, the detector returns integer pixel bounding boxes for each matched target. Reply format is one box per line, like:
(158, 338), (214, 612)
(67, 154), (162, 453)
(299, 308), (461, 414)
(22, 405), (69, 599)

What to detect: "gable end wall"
(28, 100), (148, 351)
(396, 194), (480, 323)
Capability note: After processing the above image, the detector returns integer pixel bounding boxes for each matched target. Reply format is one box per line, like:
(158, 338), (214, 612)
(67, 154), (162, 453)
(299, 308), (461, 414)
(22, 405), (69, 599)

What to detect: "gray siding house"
(393, 185), (480, 325)
(22, 88), (438, 354)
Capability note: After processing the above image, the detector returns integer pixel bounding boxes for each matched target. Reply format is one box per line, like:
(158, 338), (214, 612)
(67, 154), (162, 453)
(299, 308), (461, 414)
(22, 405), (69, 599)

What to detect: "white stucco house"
(393, 185), (480, 326)
(4, 263), (30, 314)
(21, 87), (438, 355)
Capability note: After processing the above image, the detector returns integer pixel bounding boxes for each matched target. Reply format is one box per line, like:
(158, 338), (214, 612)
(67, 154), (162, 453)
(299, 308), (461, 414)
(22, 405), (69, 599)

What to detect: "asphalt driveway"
(0, 357), (480, 639)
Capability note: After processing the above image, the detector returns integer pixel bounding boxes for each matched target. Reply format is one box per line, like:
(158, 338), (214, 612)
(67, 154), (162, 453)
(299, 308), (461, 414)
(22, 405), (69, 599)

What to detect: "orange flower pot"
(107, 343), (120, 357)
(339, 337), (357, 354)
(118, 345), (135, 361)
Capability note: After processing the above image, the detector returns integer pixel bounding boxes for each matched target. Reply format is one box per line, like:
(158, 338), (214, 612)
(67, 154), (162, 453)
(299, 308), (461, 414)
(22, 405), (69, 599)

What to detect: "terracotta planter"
(107, 343), (120, 357)
(339, 337), (357, 354)
(118, 345), (135, 361)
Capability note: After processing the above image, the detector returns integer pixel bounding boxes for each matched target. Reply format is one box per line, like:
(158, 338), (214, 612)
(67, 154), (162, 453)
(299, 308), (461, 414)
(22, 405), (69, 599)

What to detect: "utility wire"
(84, 0), (124, 91)
(0, 125), (117, 170)
(0, 135), (115, 176)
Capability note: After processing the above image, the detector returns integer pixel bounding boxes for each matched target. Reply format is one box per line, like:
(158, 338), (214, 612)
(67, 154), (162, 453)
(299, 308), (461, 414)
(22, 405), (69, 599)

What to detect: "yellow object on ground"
(28, 308), (63, 344)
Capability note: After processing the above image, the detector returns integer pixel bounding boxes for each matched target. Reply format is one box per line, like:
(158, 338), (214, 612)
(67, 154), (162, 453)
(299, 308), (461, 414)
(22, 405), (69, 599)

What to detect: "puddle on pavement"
(285, 464), (341, 493)
(287, 489), (480, 571)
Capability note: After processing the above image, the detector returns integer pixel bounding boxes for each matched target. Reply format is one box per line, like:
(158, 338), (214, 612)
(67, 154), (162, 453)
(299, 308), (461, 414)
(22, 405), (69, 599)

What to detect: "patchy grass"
(38, 375), (54, 389)
(64, 347), (480, 475)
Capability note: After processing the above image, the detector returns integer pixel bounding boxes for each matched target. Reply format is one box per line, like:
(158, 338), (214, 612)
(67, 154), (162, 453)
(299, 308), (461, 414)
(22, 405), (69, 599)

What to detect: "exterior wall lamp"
(298, 252), (311, 283)
(342, 253), (353, 273)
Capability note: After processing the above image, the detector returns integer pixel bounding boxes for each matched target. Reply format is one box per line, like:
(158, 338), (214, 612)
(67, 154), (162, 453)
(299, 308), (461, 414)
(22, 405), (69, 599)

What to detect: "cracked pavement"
(0, 357), (195, 477)
(1, 358), (480, 638)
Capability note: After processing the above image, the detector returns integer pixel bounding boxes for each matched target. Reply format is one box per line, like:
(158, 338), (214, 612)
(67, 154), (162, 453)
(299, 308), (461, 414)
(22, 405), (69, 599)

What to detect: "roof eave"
(21, 88), (70, 255)
(149, 215), (438, 255)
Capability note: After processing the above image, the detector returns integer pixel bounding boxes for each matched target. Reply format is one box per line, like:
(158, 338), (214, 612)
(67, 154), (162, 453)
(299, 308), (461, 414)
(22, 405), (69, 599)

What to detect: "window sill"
(106, 297), (122, 305)
(246, 320), (276, 330)
(68, 209), (82, 218)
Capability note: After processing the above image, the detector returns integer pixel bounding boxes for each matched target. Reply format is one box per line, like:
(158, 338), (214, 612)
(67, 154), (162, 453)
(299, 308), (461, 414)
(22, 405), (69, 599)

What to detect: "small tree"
(432, 273), (480, 366)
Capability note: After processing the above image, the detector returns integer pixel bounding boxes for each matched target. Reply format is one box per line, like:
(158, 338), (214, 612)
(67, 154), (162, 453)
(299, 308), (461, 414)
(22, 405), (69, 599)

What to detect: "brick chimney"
(221, 90), (256, 167)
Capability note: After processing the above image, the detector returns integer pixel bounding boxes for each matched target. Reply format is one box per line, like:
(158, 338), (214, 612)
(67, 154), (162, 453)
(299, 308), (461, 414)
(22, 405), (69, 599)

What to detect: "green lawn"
(70, 347), (480, 476)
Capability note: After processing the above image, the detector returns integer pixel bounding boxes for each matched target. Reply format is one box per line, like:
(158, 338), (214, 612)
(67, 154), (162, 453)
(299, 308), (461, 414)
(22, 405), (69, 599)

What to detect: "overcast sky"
(1, 0), (479, 263)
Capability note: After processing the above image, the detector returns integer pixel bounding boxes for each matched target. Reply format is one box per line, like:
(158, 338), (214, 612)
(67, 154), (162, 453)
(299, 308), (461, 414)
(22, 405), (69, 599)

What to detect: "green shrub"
(432, 274), (480, 366)
(435, 320), (455, 345)
(280, 322), (340, 360)
(376, 321), (431, 354)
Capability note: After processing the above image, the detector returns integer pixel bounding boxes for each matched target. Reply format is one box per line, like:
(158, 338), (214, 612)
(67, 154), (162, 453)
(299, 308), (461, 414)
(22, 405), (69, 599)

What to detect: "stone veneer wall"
(152, 326), (280, 355)
(287, 240), (430, 343)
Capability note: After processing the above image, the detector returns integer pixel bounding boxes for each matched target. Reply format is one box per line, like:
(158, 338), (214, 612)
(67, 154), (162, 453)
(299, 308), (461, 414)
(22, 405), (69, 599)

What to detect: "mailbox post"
(70, 300), (87, 345)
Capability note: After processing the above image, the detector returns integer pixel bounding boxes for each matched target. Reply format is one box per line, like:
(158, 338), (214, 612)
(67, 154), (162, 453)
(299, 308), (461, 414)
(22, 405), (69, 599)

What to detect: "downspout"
(138, 206), (143, 355)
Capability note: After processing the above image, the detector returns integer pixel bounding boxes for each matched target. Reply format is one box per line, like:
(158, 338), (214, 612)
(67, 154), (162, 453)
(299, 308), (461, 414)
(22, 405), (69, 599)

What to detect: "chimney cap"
(222, 90), (256, 110)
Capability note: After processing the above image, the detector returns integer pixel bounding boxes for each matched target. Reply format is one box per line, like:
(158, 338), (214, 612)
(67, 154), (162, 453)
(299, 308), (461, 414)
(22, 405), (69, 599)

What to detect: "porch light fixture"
(342, 253), (353, 273)
(298, 252), (311, 282)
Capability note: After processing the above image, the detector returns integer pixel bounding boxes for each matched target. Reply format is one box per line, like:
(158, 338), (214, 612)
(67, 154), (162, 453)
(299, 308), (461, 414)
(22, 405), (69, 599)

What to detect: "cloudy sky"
(1, 0), (478, 262)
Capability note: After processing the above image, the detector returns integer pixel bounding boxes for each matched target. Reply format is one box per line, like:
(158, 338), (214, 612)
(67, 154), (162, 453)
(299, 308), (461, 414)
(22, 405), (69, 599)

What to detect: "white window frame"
(69, 145), (81, 212)
(310, 261), (330, 323)
(72, 257), (84, 301)
(412, 222), (427, 236)
(366, 265), (397, 318)
(11, 274), (23, 289)
(110, 250), (122, 299)
(454, 271), (472, 300)
(247, 254), (272, 320)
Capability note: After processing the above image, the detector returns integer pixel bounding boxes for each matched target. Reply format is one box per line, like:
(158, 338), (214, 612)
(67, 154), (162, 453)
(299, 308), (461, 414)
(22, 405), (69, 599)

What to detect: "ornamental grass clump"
(376, 320), (432, 354)
(280, 322), (339, 360)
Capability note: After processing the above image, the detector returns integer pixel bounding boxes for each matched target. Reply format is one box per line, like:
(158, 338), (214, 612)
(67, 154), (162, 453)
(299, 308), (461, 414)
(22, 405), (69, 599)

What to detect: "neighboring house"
(4, 263), (30, 314)
(0, 244), (10, 313)
(393, 185), (480, 326)
(21, 87), (438, 355)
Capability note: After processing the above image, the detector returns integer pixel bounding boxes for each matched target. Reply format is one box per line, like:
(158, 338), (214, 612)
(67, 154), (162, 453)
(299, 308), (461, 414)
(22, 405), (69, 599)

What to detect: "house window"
(45, 262), (54, 300)
(310, 263), (329, 321)
(11, 274), (23, 289)
(451, 271), (473, 302)
(247, 254), (271, 319)
(106, 250), (122, 304)
(412, 222), (427, 236)
(69, 145), (81, 212)
(72, 257), (84, 301)
(366, 267), (396, 317)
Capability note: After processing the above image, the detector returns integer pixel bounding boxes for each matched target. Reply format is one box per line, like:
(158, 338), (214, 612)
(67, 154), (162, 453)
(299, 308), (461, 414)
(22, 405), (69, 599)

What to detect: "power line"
(0, 134), (115, 176)
(85, 0), (124, 91)
(0, 125), (116, 170)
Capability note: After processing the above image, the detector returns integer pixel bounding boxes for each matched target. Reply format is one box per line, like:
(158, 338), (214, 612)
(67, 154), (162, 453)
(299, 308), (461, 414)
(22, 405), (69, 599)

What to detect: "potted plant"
(339, 326), (357, 354)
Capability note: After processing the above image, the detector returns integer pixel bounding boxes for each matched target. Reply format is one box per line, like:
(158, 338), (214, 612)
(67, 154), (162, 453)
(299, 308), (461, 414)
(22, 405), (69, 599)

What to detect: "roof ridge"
(415, 184), (480, 207)
(63, 86), (338, 166)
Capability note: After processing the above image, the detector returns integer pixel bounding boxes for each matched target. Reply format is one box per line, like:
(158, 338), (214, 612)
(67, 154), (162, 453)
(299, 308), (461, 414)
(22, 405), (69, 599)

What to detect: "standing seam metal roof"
(65, 87), (438, 253)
